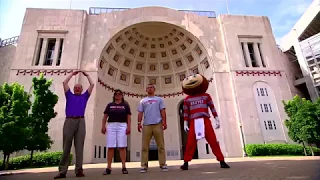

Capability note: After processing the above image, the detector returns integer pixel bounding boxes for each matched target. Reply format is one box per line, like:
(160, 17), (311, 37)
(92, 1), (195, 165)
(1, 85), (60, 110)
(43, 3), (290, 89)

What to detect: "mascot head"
(182, 74), (209, 96)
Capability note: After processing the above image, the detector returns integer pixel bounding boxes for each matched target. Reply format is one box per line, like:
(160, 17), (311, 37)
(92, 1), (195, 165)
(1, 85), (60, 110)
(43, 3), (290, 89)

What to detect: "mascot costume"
(180, 74), (230, 170)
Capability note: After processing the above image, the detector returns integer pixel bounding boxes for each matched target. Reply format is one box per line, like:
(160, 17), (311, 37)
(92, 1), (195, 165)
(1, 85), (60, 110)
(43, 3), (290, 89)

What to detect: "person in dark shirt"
(101, 89), (131, 175)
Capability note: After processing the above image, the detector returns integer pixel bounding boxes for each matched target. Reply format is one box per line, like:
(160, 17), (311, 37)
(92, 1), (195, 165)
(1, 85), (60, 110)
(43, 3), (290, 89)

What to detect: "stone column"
(53, 38), (61, 66)
(253, 43), (262, 67)
(243, 42), (252, 67)
(39, 38), (48, 66)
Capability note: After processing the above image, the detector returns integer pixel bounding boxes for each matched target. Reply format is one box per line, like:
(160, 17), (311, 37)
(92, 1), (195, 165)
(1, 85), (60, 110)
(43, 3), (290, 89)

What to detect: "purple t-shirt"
(65, 89), (90, 117)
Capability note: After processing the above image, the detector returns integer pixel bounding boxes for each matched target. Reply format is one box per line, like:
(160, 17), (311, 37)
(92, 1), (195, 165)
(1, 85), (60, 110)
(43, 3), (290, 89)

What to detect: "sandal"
(103, 168), (111, 175)
(122, 168), (128, 174)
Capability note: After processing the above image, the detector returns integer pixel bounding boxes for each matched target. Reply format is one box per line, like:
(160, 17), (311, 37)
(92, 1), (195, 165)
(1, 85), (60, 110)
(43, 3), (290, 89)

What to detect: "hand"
(162, 123), (167, 130)
(101, 126), (106, 134)
(72, 71), (80, 76)
(184, 121), (189, 132)
(214, 116), (220, 129)
(82, 71), (88, 76)
(126, 127), (131, 135)
(137, 123), (142, 133)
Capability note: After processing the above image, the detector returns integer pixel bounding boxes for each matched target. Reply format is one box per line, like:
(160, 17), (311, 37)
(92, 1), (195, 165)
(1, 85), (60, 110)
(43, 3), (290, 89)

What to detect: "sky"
(0, 0), (314, 43)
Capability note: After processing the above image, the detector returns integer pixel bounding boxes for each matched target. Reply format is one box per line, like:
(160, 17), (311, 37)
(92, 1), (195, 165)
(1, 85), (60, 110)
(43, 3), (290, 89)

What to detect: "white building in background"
(280, 0), (320, 101)
(1, 3), (316, 163)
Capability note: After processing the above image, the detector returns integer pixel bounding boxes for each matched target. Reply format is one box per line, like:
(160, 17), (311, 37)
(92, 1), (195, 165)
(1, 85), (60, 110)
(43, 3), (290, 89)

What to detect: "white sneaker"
(161, 165), (168, 172)
(140, 168), (147, 173)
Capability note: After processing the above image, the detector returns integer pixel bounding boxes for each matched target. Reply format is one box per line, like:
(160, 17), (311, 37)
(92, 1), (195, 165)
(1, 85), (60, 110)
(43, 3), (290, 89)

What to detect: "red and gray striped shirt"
(183, 93), (218, 121)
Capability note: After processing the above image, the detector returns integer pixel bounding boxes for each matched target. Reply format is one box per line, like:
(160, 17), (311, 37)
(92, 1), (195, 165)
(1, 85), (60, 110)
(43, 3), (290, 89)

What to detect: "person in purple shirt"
(54, 70), (94, 179)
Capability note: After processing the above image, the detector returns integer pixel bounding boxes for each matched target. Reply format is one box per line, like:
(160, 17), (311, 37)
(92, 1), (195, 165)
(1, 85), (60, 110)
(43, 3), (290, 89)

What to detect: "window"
(264, 88), (268, 96)
(267, 120), (273, 130)
(264, 121), (268, 130)
(264, 104), (269, 112)
(256, 88), (260, 96)
(44, 39), (56, 66)
(35, 38), (43, 65)
(264, 120), (277, 130)
(94, 145), (97, 158)
(260, 88), (265, 96)
(241, 42), (249, 67)
(269, 104), (272, 112)
(273, 120), (277, 130)
(56, 39), (64, 66)
(98, 146), (101, 158)
(104, 146), (107, 158)
(260, 104), (264, 112)
(248, 43), (258, 67)
(257, 43), (266, 67)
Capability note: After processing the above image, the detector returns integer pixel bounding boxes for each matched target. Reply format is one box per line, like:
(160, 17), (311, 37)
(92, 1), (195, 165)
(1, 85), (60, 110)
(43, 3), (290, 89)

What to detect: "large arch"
(92, 21), (220, 162)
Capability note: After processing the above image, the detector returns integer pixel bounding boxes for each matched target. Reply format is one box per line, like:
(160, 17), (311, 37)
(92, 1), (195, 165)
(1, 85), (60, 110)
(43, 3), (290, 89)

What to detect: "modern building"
(279, 0), (320, 101)
(0, 6), (302, 164)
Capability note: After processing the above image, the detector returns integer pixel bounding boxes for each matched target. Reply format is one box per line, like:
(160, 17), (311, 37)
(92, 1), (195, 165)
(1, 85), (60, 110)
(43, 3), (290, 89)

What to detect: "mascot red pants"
(184, 117), (224, 162)
(180, 74), (230, 170)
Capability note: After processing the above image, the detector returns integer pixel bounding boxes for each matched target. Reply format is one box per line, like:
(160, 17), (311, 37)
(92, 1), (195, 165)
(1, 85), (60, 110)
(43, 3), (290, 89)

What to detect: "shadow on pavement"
(1, 159), (320, 180)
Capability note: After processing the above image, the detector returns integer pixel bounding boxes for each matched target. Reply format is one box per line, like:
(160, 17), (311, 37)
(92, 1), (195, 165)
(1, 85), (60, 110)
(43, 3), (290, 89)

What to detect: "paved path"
(1, 157), (320, 180)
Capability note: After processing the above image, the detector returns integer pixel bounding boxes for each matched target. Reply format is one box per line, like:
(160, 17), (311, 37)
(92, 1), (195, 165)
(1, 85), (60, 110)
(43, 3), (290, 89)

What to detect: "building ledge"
(294, 77), (306, 86)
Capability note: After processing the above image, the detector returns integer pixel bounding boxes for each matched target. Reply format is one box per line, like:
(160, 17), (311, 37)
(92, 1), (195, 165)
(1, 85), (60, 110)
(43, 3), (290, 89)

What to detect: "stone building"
(0, 6), (303, 163)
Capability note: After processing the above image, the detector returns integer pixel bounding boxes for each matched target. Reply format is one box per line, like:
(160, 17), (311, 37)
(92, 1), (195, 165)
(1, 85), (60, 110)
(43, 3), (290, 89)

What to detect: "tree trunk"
(309, 145), (315, 156)
(5, 154), (10, 170)
(2, 154), (6, 170)
(302, 142), (307, 156)
(29, 150), (34, 167)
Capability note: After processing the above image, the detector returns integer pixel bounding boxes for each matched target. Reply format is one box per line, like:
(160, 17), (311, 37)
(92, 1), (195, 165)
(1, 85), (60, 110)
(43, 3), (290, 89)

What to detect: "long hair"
(113, 89), (124, 103)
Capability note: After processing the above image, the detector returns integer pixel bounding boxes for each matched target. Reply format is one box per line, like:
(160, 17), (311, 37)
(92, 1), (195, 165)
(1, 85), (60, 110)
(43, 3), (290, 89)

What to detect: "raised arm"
(63, 71), (78, 93)
(82, 71), (94, 95)
(207, 94), (218, 117)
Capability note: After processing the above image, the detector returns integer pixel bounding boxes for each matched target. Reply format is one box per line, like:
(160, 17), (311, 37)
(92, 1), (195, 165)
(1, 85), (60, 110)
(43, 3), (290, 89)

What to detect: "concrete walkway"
(1, 156), (320, 180)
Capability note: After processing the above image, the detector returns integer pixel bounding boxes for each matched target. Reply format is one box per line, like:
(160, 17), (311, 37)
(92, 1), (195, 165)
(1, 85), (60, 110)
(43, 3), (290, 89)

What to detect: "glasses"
(115, 93), (123, 96)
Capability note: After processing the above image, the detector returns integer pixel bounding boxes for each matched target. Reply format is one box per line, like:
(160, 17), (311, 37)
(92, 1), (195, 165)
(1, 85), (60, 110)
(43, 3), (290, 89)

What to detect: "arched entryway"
(94, 21), (214, 162)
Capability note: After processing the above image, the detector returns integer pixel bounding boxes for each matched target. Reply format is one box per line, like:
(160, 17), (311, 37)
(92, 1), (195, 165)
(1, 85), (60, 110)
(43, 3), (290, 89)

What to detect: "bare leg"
(107, 148), (115, 169)
(119, 148), (127, 168)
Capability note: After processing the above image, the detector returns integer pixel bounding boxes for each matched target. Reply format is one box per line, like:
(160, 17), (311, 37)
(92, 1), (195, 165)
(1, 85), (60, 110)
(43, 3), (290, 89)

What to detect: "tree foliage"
(282, 95), (320, 155)
(0, 82), (31, 169)
(25, 74), (58, 165)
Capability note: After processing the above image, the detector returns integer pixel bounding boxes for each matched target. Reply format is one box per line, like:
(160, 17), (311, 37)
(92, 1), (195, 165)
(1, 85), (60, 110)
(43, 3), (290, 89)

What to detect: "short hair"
(147, 83), (155, 88)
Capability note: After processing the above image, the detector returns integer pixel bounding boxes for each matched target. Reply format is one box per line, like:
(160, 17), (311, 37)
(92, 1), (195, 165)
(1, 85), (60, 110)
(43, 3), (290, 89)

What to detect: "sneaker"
(103, 168), (111, 175)
(76, 170), (85, 177)
(160, 165), (168, 172)
(140, 167), (147, 173)
(220, 161), (230, 168)
(53, 173), (66, 179)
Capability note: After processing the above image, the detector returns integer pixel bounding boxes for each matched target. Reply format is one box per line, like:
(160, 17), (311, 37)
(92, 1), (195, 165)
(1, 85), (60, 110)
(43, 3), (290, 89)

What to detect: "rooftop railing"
(0, 36), (19, 47)
(89, 7), (216, 18)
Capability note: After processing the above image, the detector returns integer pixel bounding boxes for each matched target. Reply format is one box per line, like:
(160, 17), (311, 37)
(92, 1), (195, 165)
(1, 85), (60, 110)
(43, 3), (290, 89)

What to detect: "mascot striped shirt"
(183, 93), (218, 121)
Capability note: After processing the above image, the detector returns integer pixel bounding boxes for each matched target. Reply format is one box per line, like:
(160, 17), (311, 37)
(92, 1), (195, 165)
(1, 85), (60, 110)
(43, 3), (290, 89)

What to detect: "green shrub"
(0, 151), (72, 170)
(245, 144), (320, 156)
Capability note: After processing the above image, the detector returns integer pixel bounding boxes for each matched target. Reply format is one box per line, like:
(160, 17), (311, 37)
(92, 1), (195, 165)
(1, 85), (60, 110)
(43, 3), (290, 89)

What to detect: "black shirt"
(104, 102), (131, 123)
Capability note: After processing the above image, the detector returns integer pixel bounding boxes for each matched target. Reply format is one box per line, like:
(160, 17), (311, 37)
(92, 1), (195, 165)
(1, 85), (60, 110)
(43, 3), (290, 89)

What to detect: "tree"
(25, 74), (58, 166)
(283, 95), (320, 155)
(0, 82), (31, 170)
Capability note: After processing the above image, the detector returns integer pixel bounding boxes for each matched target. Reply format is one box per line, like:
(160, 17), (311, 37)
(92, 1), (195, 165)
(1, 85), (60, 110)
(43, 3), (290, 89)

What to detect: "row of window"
(256, 88), (269, 96)
(264, 120), (277, 130)
(240, 42), (266, 68)
(260, 103), (272, 113)
(34, 38), (64, 66)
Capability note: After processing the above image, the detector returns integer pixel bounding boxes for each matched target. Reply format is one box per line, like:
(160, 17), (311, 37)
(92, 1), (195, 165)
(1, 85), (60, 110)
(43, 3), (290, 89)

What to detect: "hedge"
(0, 151), (73, 170)
(245, 144), (320, 156)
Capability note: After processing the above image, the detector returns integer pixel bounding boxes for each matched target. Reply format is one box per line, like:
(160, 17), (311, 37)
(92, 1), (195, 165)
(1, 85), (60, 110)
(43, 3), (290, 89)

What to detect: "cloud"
(270, 0), (312, 43)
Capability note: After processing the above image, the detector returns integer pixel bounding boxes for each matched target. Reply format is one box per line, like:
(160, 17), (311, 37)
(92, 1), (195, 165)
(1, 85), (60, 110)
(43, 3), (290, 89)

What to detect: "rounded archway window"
(98, 22), (213, 94)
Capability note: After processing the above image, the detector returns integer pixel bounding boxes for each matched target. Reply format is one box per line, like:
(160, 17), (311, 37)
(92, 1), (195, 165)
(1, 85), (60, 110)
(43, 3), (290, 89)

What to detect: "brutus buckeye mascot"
(180, 74), (230, 170)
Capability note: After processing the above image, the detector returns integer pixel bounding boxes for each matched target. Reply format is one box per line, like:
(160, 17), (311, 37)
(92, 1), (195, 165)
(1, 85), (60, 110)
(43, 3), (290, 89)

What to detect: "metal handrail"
(0, 36), (19, 47)
(88, 7), (216, 18)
